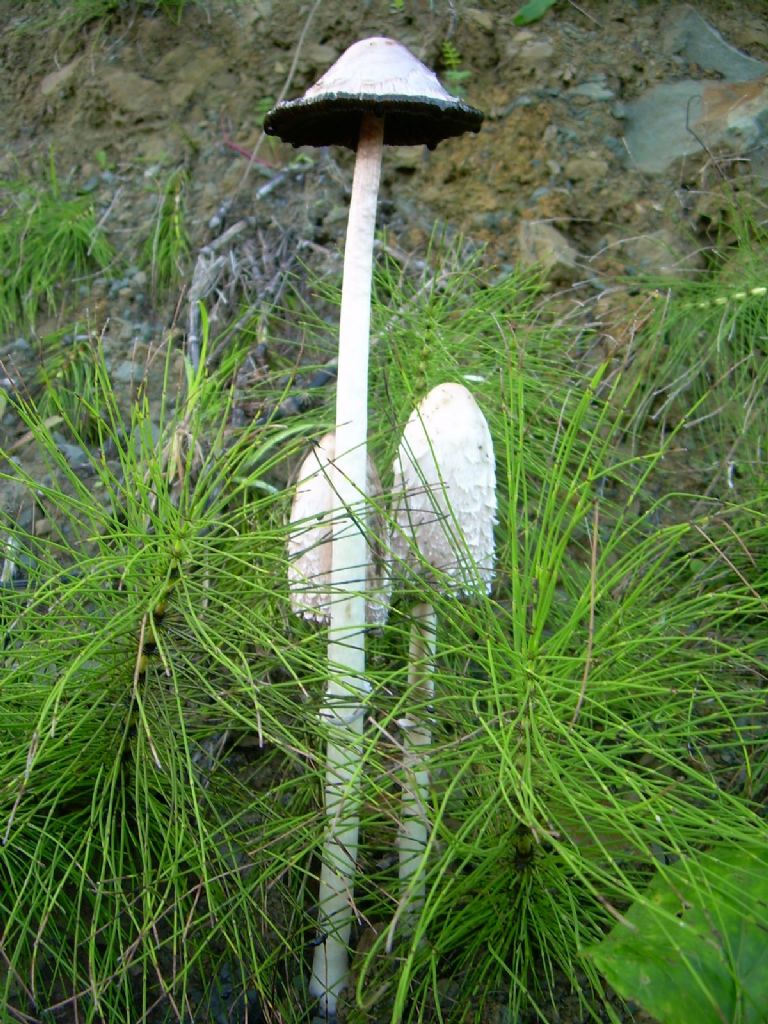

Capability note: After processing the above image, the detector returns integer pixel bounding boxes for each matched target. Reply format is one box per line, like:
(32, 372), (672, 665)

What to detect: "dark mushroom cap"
(264, 37), (483, 150)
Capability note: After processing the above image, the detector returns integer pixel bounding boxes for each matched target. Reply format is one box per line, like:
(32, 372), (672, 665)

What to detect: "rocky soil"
(2, 0), (767, 348)
(1, 0), (767, 509)
(2, 0), (767, 521)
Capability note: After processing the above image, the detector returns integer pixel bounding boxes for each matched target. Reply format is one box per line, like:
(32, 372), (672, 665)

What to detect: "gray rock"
(620, 77), (768, 173)
(101, 69), (166, 120)
(570, 80), (615, 101)
(620, 9), (768, 174)
(564, 155), (610, 182)
(663, 7), (767, 81)
(618, 229), (705, 278)
(506, 32), (555, 66)
(113, 359), (143, 384)
(117, 320), (136, 341)
(39, 57), (81, 97)
(0, 469), (28, 517)
(516, 221), (582, 284)
(465, 7), (494, 32)
(52, 436), (90, 471)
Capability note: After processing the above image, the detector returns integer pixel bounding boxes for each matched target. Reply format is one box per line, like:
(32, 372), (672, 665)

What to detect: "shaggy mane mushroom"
(288, 432), (391, 627)
(391, 381), (496, 931)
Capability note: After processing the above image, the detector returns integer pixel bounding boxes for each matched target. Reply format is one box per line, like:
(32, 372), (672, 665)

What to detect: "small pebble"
(112, 359), (143, 384)
(570, 81), (615, 101)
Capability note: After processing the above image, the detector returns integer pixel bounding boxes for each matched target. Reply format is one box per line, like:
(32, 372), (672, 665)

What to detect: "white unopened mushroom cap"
(288, 433), (391, 625)
(264, 36), (483, 150)
(391, 382), (496, 594)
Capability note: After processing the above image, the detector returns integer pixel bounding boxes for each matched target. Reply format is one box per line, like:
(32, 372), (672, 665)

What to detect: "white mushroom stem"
(397, 600), (437, 924)
(310, 111), (385, 1019)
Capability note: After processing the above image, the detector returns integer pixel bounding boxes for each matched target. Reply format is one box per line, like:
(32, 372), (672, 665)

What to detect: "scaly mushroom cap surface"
(264, 36), (483, 150)
(288, 433), (391, 625)
(391, 382), (496, 594)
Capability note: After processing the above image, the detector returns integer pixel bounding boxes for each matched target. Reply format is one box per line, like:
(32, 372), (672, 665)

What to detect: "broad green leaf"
(513, 0), (558, 26)
(587, 845), (768, 1024)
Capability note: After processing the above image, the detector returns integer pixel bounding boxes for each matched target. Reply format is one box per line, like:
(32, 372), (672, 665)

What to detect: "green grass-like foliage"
(0, 327), (328, 1021)
(34, 325), (106, 440)
(13, 0), (199, 33)
(1, 247), (766, 1022)
(293, 245), (767, 1021)
(143, 167), (191, 297)
(355, 373), (766, 1022)
(613, 210), (768, 503)
(0, 159), (114, 336)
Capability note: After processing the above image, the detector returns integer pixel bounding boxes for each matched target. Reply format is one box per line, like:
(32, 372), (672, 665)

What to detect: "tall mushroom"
(391, 381), (496, 926)
(265, 38), (482, 1017)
